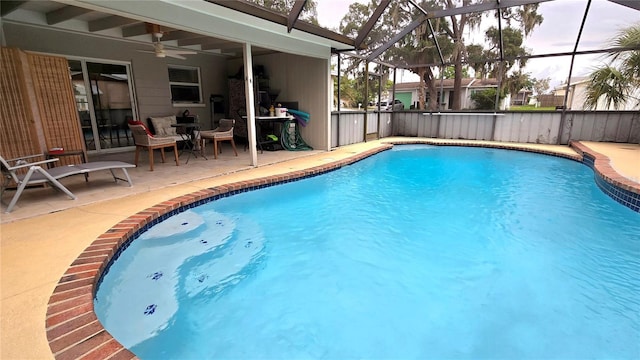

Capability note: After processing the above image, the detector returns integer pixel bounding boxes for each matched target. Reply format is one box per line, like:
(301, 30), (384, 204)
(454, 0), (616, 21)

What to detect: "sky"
(315, 0), (640, 88)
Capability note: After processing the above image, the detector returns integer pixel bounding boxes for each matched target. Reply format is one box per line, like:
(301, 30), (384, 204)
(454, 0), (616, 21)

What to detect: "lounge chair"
(1, 154), (135, 213)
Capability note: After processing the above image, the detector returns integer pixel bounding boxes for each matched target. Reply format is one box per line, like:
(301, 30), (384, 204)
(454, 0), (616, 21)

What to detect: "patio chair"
(128, 122), (180, 171)
(1, 154), (78, 213)
(199, 119), (238, 159)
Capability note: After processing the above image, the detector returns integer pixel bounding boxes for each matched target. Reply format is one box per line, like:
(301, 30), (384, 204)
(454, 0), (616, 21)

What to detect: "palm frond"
(621, 50), (640, 81)
(583, 66), (628, 110)
(608, 23), (640, 63)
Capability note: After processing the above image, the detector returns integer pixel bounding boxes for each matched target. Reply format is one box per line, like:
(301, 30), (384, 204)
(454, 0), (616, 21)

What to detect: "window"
(168, 65), (202, 104)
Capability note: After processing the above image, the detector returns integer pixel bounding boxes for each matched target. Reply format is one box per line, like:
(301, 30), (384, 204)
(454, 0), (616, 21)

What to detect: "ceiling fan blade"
(165, 53), (187, 60)
(166, 50), (197, 55)
(137, 49), (156, 54)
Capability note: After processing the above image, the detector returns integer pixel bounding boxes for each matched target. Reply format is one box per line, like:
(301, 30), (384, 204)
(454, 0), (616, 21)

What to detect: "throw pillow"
(127, 119), (153, 136)
(150, 116), (177, 136)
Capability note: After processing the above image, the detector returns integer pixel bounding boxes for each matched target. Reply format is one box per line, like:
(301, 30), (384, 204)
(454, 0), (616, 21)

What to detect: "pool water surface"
(95, 145), (640, 359)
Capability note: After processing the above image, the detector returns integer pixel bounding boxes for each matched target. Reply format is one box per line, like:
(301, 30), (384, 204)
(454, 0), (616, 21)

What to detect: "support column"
(243, 43), (258, 166)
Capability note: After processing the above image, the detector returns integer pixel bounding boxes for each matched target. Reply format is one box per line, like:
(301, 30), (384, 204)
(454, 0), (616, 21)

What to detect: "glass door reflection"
(69, 59), (136, 151)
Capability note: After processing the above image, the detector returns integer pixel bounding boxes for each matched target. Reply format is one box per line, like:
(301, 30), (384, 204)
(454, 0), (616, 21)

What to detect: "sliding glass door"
(69, 59), (137, 152)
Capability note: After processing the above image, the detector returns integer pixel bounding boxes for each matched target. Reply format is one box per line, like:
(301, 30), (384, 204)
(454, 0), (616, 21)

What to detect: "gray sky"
(317, 0), (640, 87)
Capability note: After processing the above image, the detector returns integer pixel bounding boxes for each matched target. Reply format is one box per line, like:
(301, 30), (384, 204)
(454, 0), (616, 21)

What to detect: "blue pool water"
(95, 146), (640, 359)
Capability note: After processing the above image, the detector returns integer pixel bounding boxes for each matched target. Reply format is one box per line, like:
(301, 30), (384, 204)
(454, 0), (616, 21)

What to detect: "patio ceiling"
(0, 0), (357, 59)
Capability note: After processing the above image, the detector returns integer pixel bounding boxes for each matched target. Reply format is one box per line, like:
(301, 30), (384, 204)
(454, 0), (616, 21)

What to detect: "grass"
(510, 105), (558, 111)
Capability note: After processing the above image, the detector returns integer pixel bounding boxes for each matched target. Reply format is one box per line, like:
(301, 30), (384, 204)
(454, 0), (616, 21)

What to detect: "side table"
(45, 149), (88, 181)
(45, 149), (87, 167)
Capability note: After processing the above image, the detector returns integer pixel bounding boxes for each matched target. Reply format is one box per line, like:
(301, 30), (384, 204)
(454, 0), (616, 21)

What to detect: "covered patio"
(1, 143), (324, 223)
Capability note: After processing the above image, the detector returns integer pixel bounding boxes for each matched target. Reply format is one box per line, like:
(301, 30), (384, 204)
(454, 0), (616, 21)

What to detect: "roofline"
(206, 0), (357, 49)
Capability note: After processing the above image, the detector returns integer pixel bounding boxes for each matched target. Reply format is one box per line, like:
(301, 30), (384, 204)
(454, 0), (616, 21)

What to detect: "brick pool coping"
(45, 141), (638, 359)
(570, 141), (640, 211)
(570, 141), (640, 195)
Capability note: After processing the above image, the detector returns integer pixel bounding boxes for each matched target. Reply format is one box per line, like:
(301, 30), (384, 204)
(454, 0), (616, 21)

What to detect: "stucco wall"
(228, 52), (330, 150)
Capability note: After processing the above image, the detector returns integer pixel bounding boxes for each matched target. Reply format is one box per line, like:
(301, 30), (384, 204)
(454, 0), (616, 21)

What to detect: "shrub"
(471, 88), (505, 110)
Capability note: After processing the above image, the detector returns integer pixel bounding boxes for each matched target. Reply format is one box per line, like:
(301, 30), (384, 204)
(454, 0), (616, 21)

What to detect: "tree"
(338, 1), (399, 105)
(466, 43), (491, 78)
(442, 65), (469, 79)
(584, 23), (640, 110)
(482, 27), (529, 79)
(336, 0), (543, 111)
(532, 77), (550, 95)
(337, 0), (452, 109)
(434, 1), (542, 109)
(248, 0), (319, 24)
(440, 0), (483, 110)
(505, 70), (533, 99)
(334, 75), (360, 108)
(500, 4), (543, 37)
(394, 14), (454, 110)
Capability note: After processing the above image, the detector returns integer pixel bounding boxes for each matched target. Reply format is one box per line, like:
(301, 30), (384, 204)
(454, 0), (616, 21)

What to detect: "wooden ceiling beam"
(121, 23), (148, 37)
(201, 42), (241, 51)
(161, 30), (203, 41)
(88, 15), (140, 32)
(178, 36), (226, 46)
(1, 1), (27, 17)
(46, 6), (92, 25)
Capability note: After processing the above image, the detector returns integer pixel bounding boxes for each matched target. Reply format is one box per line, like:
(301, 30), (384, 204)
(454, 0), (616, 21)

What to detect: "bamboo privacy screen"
(0, 47), (86, 166)
(0, 47), (41, 160)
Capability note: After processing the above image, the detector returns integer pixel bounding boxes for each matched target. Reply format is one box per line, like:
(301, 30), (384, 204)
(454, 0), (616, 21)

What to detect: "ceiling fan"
(138, 31), (197, 60)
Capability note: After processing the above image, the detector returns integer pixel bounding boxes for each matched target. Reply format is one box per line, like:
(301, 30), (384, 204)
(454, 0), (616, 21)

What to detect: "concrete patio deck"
(1, 139), (638, 359)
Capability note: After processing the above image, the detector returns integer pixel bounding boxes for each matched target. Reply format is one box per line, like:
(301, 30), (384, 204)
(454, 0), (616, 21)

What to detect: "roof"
(554, 76), (591, 90)
(0, 0), (356, 60)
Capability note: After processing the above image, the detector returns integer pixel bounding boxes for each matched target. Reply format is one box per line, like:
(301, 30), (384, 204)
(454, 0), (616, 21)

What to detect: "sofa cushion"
(149, 116), (177, 136)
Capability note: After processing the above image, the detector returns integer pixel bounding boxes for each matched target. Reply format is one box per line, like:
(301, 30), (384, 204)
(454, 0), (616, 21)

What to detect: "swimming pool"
(95, 145), (640, 359)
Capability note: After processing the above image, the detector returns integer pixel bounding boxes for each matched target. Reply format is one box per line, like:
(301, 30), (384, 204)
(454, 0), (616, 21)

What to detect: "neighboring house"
(554, 76), (639, 110)
(1, 0), (354, 165)
(394, 78), (500, 110)
(512, 89), (533, 106)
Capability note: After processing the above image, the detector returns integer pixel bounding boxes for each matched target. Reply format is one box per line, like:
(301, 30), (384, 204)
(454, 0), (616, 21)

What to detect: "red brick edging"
(45, 140), (637, 359)
(570, 141), (640, 195)
(45, 146), (391, 359)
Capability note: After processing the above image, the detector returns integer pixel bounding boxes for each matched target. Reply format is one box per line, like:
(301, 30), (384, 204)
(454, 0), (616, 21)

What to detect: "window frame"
(168, 65), (203, 107)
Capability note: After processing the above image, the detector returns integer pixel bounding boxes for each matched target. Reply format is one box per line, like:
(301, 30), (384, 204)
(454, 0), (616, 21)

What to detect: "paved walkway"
(1, 139), (638, 359)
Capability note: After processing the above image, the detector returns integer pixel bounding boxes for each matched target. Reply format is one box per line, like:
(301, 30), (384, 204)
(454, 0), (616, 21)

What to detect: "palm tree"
(584, 23), (640, 110)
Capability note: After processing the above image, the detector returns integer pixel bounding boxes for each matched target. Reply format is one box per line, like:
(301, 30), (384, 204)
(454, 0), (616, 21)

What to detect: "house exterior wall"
(556, 81), (639, 111)
(260, 53), (329, 151)
(2, 22), (228, 130)
(395, 92), (412, 109)
(228, 52), (330, 150)
(569, 83), (588, 110)
(396, 84), (495, 110)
